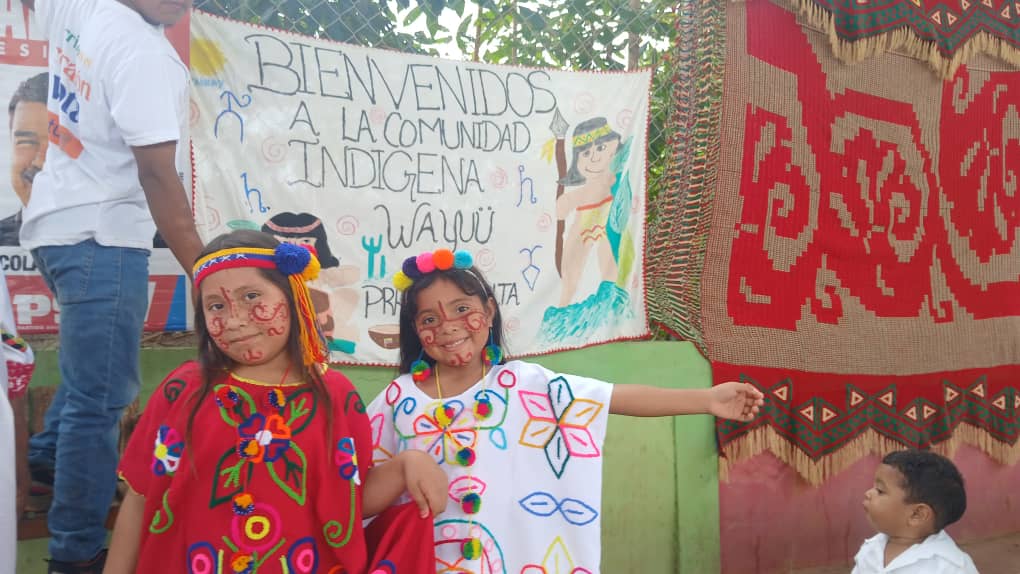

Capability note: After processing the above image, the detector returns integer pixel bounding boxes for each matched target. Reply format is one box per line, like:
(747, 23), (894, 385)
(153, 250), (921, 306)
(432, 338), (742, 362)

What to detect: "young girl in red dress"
(106, 230), (446, 574)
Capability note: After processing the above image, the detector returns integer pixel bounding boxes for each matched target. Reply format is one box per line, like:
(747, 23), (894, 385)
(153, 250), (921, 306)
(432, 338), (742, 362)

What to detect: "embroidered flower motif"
(412, 400), (478, 465)
(232, 492), (256, 516)
(265, 388), (287, 411)
(229, 551), (254, 574)
(231, 502), (283, 553)
(216, 385), (241, 409)
(187, 542), (219, 574)
(237, 413), (292, 464)
(335, 437), (361, 485)
(518, 376), (604, 478)
(520, 536), (593, 573)
(152, 425), (184, 476)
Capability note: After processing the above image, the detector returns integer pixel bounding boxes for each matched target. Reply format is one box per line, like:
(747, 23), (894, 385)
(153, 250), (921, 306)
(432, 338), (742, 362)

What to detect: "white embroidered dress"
(367, 360), (613, 573)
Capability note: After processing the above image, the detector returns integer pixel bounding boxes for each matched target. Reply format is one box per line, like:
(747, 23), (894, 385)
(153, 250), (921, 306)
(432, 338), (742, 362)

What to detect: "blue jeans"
(27, 240), (149, 562)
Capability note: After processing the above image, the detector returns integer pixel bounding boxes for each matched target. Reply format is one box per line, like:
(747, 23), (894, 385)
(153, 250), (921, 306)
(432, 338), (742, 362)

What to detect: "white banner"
(0, 5), (192, 333)
(190, 11), (650, 365)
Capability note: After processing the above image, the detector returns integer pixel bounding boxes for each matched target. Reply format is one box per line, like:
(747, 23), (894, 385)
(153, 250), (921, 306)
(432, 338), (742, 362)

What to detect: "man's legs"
(30, 240), (149, 566)
(26, 253), (64, 488)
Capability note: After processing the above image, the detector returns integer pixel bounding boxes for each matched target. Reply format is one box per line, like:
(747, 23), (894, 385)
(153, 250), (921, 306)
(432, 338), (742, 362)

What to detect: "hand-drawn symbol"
(519, 246), (542, 291)
(504, 317), (520, 332)
(241, 172), (269, 214)
(516, 165), (537, 208)
(476, 248), (495, 271)
(214, 90), (252, 143)
(489, 167), (509, 190)
(574, 92), (594, 115)
(203, 206), (221, 231)
(536, 212), (553, 232)
(362, 234), (385, 279)
(616, 109), (634, 131)
(336, 216), (358, 236)
(261, 137), (287, 164)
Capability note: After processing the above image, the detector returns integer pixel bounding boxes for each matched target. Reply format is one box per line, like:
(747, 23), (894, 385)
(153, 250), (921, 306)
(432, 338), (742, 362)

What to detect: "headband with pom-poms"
(193, 242), (327, 366)
(392, 249), (474, 292)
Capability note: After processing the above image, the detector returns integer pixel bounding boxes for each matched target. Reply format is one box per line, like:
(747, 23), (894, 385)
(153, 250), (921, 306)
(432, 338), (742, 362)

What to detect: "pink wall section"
(719, 447), (1020, 573)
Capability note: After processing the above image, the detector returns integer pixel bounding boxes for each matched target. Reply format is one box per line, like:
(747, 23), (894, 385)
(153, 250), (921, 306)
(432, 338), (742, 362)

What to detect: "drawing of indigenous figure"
(262, 212), (361, 354)
(539, 115), (637, 344)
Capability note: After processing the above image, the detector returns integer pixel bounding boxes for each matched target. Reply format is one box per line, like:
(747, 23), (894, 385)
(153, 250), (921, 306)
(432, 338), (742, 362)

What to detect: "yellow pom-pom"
(300, 254), (321, 282)
(393, 271), (413, 291)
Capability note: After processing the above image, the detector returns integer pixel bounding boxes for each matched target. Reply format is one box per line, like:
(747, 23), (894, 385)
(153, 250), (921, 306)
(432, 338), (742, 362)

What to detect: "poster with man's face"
(0, 2), (47, 246)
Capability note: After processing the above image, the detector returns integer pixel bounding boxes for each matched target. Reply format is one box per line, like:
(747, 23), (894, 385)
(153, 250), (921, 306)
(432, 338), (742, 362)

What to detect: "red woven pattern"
(706, 0), (1020, 479)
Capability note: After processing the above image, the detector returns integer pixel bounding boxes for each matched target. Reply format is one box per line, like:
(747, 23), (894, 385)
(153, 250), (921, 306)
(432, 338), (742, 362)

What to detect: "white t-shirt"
(20, 0), (189, 251)
(367, 360), (613, 573)
(853, 531), (980, 574)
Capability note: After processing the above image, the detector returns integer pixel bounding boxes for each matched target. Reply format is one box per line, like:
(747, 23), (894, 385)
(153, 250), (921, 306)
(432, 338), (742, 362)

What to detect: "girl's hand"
(708, 382), (764, 422)
(399, 450), (448, 518)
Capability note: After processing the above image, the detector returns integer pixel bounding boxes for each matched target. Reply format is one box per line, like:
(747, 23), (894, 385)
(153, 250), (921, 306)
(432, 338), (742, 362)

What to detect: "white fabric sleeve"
(108, 51), (183, 147)
(365, 382), (402, 465)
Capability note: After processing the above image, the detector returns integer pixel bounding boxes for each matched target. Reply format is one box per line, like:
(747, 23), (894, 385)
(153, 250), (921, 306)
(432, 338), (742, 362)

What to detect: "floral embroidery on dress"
(153, 424), (184, 476)
(237, 413), (293, 463)
(335, 437), (360, 485)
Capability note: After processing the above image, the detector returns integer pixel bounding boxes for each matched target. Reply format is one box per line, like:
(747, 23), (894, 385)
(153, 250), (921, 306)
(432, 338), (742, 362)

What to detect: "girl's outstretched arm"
(362, 450), (448, 519)
(609, 382), (764, 421)
(103, 488), (145, 574)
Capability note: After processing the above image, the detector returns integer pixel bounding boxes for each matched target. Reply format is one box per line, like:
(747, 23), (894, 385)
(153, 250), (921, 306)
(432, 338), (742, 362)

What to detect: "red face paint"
(412, 278), (493, 373)
(201, 268), (293, 369)
(250, 302), (289, 338)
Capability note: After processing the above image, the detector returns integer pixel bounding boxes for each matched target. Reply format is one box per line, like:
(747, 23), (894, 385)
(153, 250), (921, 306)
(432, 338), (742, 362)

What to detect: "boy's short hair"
(882, 449), (966, 531)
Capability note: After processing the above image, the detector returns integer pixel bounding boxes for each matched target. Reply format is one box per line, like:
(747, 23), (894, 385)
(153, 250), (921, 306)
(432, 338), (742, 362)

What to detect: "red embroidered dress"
(120, 362), (373, 574)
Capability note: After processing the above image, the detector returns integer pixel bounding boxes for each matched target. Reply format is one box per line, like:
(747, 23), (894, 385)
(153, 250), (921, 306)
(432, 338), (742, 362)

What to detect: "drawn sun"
(190, 38), (227, 77)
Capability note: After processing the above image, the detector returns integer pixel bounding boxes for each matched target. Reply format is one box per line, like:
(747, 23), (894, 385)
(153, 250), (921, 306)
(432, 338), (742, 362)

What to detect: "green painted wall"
(17, 341), (720, 573)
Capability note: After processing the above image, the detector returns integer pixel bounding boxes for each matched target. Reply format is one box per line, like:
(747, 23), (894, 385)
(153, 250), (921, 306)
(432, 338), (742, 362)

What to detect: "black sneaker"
(47, 549), (107, 574)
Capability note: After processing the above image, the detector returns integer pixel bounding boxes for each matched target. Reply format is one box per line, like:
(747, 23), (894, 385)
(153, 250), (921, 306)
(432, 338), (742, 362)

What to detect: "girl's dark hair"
(261, 212), (340, 268)
(558, 116), (622, 187)
(186, 229), (332, 445)
(397, 265), (507, 374)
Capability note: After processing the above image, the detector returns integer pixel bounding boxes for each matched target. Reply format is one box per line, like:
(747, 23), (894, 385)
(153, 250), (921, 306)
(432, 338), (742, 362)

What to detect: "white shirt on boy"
(853, 530), (980, 574)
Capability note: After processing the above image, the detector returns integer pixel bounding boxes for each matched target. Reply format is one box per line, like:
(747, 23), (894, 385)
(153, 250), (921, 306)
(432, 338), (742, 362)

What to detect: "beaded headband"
(392, 248), (474, 292)
(193, 243), (327, 366)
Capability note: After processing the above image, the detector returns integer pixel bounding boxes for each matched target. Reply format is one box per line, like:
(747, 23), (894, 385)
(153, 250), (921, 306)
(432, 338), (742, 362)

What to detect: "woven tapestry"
(708, 0), (1020, 484)
(788, 0), (1020, 78)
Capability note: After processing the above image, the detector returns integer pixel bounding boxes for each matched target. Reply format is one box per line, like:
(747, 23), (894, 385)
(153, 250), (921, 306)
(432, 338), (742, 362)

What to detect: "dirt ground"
(790, 532), (1020, 574)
